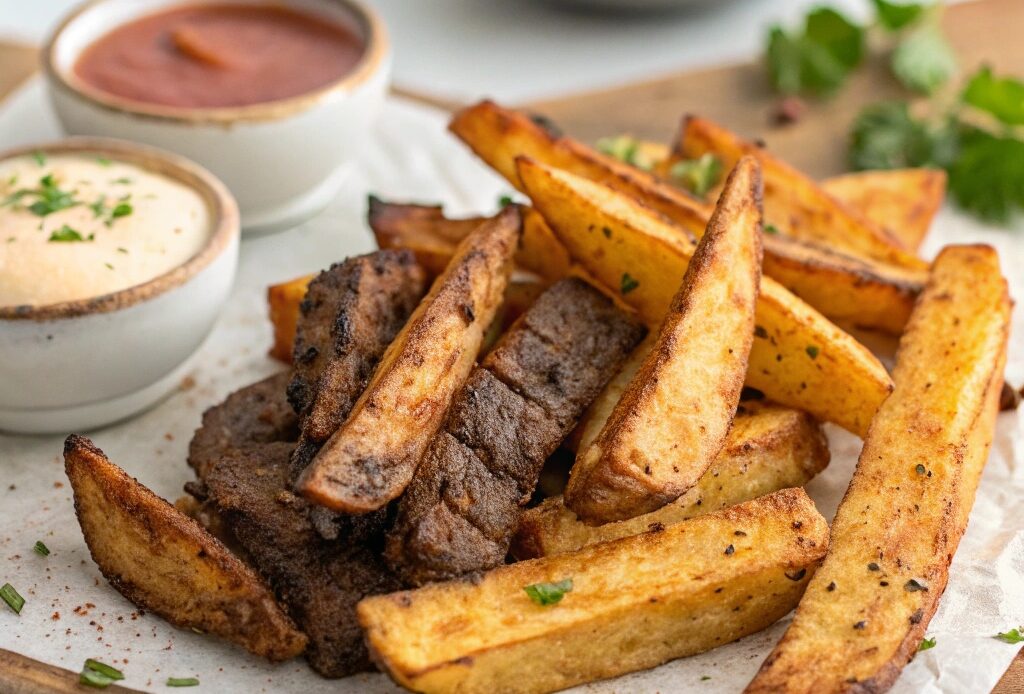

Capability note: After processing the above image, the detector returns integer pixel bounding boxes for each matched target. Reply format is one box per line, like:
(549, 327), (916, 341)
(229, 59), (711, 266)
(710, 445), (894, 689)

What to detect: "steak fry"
(287, 250), (427, 476)
(385, 278), (646, 585)
(203, 442), (400, 678)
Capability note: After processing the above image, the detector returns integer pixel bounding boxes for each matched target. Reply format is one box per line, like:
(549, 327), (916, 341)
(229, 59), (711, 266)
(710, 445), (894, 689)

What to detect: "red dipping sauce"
(74, 4), (366, 109)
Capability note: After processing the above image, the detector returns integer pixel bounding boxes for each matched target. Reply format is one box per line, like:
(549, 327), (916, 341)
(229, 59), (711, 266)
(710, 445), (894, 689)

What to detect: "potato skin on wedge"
(297, 206), (522, 513)
(513, 401), (830, 558)
(676, 116), (925, 270)
(746, 245), (1010, 694)
(359, 488), (828, 694)
(516, 157), (892, 436)
(565, 156), (763, 523)
(64, 435), (307, 661)
(822, 168), (946, 253)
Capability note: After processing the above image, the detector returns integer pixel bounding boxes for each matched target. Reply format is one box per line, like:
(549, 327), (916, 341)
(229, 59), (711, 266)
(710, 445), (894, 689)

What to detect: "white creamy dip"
(0, 152), (210, 307)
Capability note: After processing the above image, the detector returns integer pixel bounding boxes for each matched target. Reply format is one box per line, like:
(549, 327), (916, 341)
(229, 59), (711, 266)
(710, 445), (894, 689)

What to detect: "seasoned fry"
(450, 101), (922, 334)
(565, 157), (763, 523)
(369, 198), (570, 282)
(762, 235), (927, 335)
(267, 273), (314, 363)
(676, 116), (926, 269)
(297, 206), (522, 513)
(64, 435), (307, 661)
(746, 245), (1010, 694)
(513, 401), (830, 558)
(360, 488), (829, 694)
(516, 157), (892, 436)
(822, 168), (946, 252)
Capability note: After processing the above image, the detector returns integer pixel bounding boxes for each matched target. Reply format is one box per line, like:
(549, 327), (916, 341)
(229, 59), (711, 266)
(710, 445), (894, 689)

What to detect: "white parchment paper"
(1, 78), (1021, 693)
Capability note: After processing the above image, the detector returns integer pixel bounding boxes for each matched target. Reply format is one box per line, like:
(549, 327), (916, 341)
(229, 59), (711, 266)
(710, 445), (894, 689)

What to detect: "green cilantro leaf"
(620, 273), (640, 295)
(766, 8), (864, 98)
(48, 225), (91, 243)
(892, 24), (957, 94)
(524, 578), (573, 606)
(947, 127), (1024, 223)
(963, 66), (1024, 125)
(848, 101), (958, 171)
(918, 636), (937, 651)
(597, 135), (640, 164)
(166, 677), (200, 687)
(32, 151), (46, 166)
(669, 154), (722, 197)
(33, 540), (50, 556)
(995, 627), (1024, 644)
(873, 0), (925, 31)
(805, 8), (865, 71)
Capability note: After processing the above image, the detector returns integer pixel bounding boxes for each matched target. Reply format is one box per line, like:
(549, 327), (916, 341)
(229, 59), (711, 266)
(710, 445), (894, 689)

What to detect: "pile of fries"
(67, 100), (1009, 694)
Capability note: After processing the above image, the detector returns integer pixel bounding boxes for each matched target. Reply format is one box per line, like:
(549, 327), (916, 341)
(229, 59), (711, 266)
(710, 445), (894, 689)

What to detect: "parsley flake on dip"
(0, 152), (209, 307)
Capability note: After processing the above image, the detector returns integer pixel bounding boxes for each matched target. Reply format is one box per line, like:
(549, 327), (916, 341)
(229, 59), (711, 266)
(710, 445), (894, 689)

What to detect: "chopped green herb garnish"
(806, 345), (820, 359)
(995, 627), (1024, 644)
(49, 225), (91, 243)
(32, 151), (46, 166)
(498, 194), (514, 209)
(0, 583), (25, 614)
(84, 660), (124, 680)
(3, 174), (81, 217)
(105, 263), (114, 270)
(597, 135), (640, 166)
(6, 173), (18, 187)
(668, 153), (722, 197)
(620, 272), (640, 295)
(117, 247), (129, 254)
(33, 541), (50, 556)
(766, 7), (865, 97)
(111, 201), (133, 220)
(918, 636), (937, 651)
(166, 677), (200, 687)
(524, 578), (573, 606)
(89, 196), (107, 218)
(701, 675), (712, 681)
(764, 223), (780, 235)
(111, 177), (133, 185)
(96, 157), (112, 167)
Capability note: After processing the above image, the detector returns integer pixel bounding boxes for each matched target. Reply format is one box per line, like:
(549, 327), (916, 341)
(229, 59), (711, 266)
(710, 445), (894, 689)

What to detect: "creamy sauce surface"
(0, 153), (210, 307)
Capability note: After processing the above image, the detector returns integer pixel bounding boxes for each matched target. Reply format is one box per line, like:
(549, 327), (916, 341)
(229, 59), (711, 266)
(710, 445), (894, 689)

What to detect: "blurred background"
(0, 0), (919, 104)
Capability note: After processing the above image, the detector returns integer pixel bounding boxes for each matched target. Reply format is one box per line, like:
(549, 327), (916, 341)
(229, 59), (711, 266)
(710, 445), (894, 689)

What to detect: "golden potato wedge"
(297, 206), (522, 513)
(450, 102), (922, 334)
(565, 157), (763, 523)
(267, 273), (314, 363)
(762, 235), (927, 335)
(746, 245), (1010, 694)
(676, 116), (926, 270)
(514, 401), (829, 559)
(368, 196), (482, 277)
(369, 198), (570, 283)
(360, 488), (828, 694)
(517, 157), (892, 436)
(822, 168), (946, 252)
(64, 435), (307, 661)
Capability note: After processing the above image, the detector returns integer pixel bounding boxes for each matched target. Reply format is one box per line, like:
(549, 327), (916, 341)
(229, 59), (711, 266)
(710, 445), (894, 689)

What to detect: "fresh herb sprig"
(79, 659), (125, 689)
(850, 65), (1024, 222)
(524, 578), (573, 606)
(0, 583), (24, 614)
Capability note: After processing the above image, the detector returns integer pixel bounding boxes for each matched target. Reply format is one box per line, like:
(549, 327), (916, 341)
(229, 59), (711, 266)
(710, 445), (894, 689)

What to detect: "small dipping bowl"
(43, 0), (391, 234)
(0, 139), (239, 434)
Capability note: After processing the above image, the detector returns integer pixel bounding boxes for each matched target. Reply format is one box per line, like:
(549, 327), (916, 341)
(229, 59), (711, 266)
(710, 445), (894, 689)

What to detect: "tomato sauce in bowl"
(74, 4), (366, 109)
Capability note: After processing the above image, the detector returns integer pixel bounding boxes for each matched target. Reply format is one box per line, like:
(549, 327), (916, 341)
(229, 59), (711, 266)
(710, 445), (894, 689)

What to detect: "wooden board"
(0, 0), (1020, 690)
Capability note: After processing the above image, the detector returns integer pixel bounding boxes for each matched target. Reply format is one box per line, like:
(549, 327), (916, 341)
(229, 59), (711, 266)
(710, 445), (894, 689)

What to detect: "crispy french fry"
(675, 116), (926, 270)
(513, 401), (830, 558)
(565, 157), (763, 523)
(297, 206), (522, 513)
(450, 101), (922, 334)
(360, 488), (829, 694)
(746, 245), (1010, 694)
(64, 435), (307, 661)
(822, 168), (946, 252)
(267, 273), (314, 363)
(516, 157), (892, 436)
(369, 198), (570, 283)
(762, 235), (927, 335)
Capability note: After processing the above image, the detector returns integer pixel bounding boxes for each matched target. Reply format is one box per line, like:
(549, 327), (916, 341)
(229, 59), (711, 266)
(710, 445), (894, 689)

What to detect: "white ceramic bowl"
(43, 0), (391, 234)
(0, 138), (240, 435)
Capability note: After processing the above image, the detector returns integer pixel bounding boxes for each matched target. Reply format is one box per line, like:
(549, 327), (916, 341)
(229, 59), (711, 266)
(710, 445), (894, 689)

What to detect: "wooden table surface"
(1, 0), (1021, 689)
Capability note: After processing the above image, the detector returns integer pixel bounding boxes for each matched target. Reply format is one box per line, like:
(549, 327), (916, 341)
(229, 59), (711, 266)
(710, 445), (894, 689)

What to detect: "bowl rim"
(42, 0), (391, 125)
(0, 137), (240, 322)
